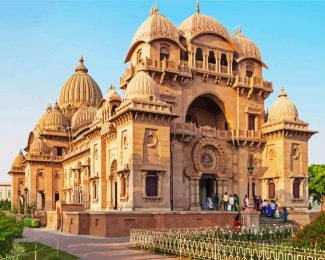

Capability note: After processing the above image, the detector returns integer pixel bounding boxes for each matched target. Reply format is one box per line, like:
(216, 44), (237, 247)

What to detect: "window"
(0, 191), (2, 199)
(220, 53), (228, 66)
(268, 182), (275, 199)
(92, 182), (97, 200)
(7, 190), (11, 199)
(293, 179), (300, 198)
(56, 147), (63, 156)
(160, 46), (169, 61)
(146, 173), (158, 197)
(208, 51), (216, 64)
(248, 114), (256, 130)
(195, 48), (203, 61)
(246, 63), (254, 78)
(120, 176), (126, 197)
(111, 105), (117, 116)
(180, 50), (188, 61)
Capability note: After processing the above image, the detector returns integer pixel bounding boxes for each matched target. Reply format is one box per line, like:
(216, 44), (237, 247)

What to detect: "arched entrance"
(199, 174), (216, 209)
(185, 94), (228, 130)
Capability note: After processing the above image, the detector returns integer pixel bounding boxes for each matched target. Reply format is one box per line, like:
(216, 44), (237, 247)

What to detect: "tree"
(308, 164), (325, 203)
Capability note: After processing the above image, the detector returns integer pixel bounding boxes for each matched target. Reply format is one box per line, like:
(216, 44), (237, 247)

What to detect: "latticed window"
(146, 173), (158, 197)
(268, 182), (275, 199)
(293, 179), (300, 198)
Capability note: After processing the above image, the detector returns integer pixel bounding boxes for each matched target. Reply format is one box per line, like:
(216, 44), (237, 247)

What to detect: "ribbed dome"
(71, 105), (97, 131)
(179, 13), (230, 42)
(125, 71), (160, 101)
(59, 56), (103, 110)
(12, 150), (25, 168)
(43, 103), (69, 131)
(232, 33), (261, 59)
(131, 7), (180, 46)
(29, 138), (49, 155)
(268, 88), (299, 123)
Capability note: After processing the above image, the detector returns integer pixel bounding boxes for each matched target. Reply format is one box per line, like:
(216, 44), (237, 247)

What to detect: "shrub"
(0, 214), (24, 257)
(31, 219), (41, 228)
(0, 199), (11, 211)
(5, 242), (26, 260)
(23, 217), (32, 227)
(290, 212), (325, 250)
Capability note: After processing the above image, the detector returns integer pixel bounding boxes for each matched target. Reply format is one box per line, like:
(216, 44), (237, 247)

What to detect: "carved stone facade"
(9, 3), (316, 215)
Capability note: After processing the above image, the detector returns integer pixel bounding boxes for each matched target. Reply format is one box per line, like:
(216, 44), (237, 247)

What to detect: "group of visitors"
(204, 192), (240, 211)
(253, 196), (289, 223)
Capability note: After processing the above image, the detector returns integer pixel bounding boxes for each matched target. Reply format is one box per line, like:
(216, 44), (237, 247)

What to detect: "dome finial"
(75, 54), (88, 73)
(150, 1), (159, 15)
(196, 0), (200, 14)
(278, 86), (287, 97)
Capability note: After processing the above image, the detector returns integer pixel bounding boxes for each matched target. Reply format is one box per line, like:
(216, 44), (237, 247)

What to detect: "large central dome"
(59, 56), (103, 110)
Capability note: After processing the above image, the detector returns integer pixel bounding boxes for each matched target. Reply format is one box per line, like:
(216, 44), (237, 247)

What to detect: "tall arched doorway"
(185, 94), (228, 130)
(199, 174), (216, 209)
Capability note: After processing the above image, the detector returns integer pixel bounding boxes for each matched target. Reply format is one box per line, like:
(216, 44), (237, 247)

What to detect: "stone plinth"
(240, 209), (260, 228)
(46, 211), (237, 237)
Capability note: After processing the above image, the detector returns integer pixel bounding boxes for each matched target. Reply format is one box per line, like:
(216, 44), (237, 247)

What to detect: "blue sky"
(0, 0), (324, 182)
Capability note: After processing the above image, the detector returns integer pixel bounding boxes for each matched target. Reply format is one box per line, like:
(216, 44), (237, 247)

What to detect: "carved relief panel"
(143, 129), (160, 165)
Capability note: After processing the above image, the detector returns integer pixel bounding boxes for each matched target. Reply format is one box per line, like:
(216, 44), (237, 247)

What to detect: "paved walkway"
(18, 228), (176, 260)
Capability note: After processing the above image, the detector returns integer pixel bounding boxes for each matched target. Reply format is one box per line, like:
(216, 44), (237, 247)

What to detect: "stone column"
(189, 179), (195, 209)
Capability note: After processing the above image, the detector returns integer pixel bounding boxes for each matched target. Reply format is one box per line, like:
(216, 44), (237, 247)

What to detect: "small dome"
(106, 84), (122, 102)
(131, 6), (180, 47)
(232, 32), (261, 59)
(268, 87), (299, 123)
(29, 138), (49, 155)
(12, 150), (25, 168)
(71, 105), (97, 132)
(43, 102), (69, 131)
(179, 13), (231, 42)
(59, 56), (103, 110)
(125, 71), (160, 101)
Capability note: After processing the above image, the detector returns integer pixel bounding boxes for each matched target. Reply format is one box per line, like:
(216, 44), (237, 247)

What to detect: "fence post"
(34, 238), (37, 260)
(56, 237), (59, 258)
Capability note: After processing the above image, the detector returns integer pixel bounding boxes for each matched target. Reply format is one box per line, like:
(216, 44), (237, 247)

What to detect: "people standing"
(235, 194), (240, 211)
(213, 193), (219, 210)
(223, 192), (229, 211)
(229, 195), (235, 211)
(244, 195), (249, 209)
(283, 207), (289, 223)
(208, 196), (213, 210)
(274, 207), (280, 219)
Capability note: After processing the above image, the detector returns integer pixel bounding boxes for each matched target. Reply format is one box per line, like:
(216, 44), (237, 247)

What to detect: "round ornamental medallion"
(193, 138), (226, 175)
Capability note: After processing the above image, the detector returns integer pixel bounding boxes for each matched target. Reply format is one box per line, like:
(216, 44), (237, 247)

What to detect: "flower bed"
(130, 227), (325, 260)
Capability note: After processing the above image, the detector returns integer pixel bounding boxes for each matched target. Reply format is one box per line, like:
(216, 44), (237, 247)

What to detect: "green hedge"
(23, 217), (41, 228)
(290, 212), (325, 250)
(0, 213), (24, 257)
(31, 219), (41, 228)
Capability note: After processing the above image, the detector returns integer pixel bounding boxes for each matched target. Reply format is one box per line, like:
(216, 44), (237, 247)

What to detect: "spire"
(75, 54), (88, 73)
(232, 26), (242, 36)
(150, 1), (159, 16)
(278, 86), (287, 97)
(196, 0), (200, 14)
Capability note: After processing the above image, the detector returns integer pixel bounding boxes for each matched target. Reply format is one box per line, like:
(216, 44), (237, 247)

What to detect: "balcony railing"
(195, 60), (203, 69)
(208, 63), (216, 71)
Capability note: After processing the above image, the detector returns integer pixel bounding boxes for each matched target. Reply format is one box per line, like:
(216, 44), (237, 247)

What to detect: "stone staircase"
(259, 215), (298, 227)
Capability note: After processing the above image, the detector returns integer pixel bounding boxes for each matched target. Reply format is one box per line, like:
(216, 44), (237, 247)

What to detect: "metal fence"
(130, 229), (325, 260)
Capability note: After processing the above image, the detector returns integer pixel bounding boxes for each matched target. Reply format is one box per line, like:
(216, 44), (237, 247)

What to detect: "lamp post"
(247, 154), (255, 208)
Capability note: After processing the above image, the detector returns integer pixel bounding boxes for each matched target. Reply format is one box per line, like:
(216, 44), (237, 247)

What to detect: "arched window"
(293, 178), (300, 198)
(195, 48), (203, 61)
(220, 53), (228, 66)
(246, 62), (254, 78)
(268, 182), (275, 199)
(136, 49), (142, 64)
(146, 173), (158, 197)
(185, 112), (198, 127)
(208, 51), (216, 64)
(111, 105), (117, 116)
(160, 46), (169, 61)
(180, 50), (189, 61)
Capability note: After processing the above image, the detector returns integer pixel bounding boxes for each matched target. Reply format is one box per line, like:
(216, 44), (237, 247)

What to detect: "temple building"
(9, 3), (316, 219)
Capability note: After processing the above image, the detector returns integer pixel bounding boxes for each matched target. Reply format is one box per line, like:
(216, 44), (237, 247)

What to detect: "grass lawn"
(19, 242), (78, 260)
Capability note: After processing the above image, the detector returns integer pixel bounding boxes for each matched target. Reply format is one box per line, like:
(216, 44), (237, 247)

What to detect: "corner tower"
(261, 88), (317, 213)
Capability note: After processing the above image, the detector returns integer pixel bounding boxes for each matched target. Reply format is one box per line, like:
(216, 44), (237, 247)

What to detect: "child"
(274, 207), (280, 219)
